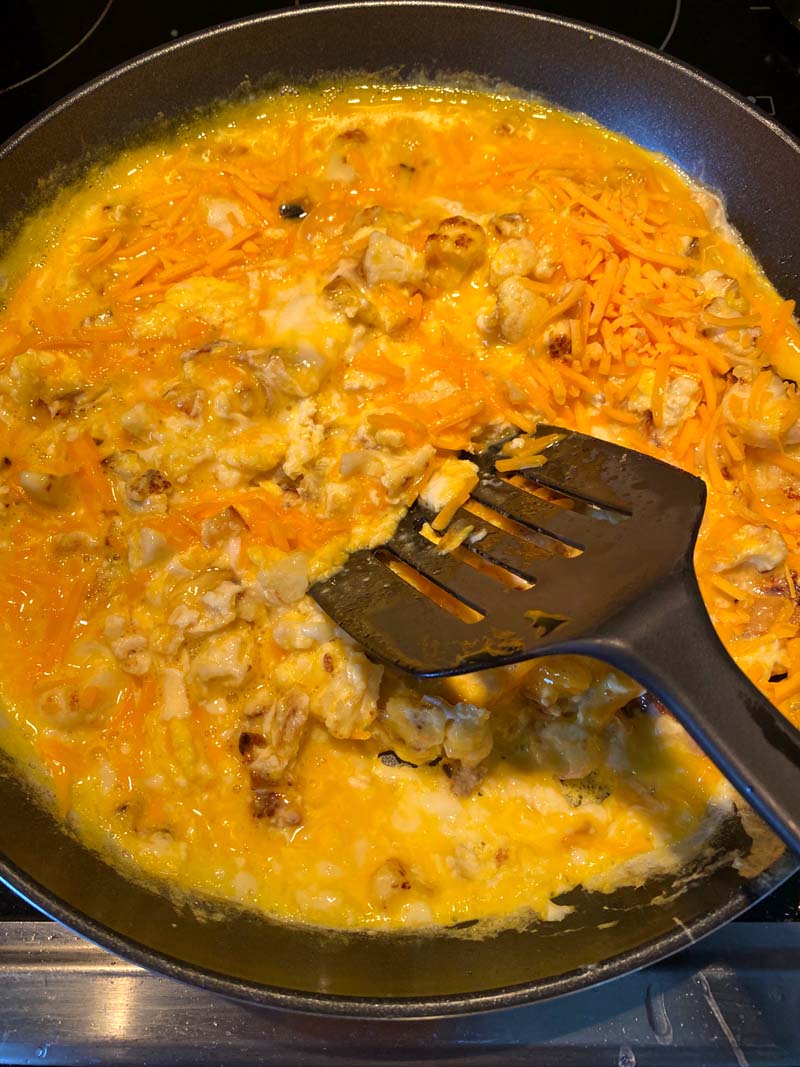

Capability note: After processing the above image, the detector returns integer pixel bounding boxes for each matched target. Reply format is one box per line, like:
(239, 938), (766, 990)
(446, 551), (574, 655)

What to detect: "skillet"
(0, 0), (799, 1018)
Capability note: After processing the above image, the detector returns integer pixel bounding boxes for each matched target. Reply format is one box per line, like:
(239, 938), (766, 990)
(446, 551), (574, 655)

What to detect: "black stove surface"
(0, 0), (799, 933)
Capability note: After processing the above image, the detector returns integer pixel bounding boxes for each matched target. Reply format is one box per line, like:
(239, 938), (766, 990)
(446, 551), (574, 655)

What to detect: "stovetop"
(1, 0), (800, 1062)
(3, 0), (800, 142)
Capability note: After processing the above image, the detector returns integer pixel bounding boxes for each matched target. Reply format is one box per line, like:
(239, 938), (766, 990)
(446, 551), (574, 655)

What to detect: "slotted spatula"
(311, 425), (800, 852)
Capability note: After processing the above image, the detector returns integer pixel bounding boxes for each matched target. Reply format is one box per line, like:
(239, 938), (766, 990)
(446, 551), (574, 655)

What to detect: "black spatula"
(311, 426), (800, 852)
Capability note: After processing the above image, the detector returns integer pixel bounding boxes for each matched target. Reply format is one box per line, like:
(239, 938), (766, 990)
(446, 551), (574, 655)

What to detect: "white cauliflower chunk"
(628, 370), (700, 431)
(128, 526), (171, 570)
(19, 471), (70, 507)
(2, 349), (85, 408)
(362, 231), (423, 287)
(479, 276), (546, 343)
(699, 270), (760, 356)
(161, 668), (191, 720)
(241, 687), (309, 780)
(711, 524), (787, 573)
(188, 580), (241, 635)
(489, 238), (540, 286)
(324, 152), (358, 184)
(662, 375), (701, 430)
(420, 457), (479, 513)
(722, 373), (800, 449)
(381, 693), (447, 765)
(735, 637), (786, 680)
(258, 552), (309, 607)
(271, 600), (336, 651)
(191, 631), (252, 689)
(204, 197), (246, 238)
(110, 634), (151, 676)
(443, 702), (493, 768)
(489, 237), (556, 287)
(379, 444), (435, 503)
(313, 642), (382, 738)
(282, 399), (324, 479)
(275, 638), (382, 739)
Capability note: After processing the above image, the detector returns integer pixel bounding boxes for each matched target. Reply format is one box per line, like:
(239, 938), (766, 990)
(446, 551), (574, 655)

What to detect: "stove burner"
(776, 0), (800, 29)
(0, 0), (113, 94)
(531, 0), (682, 50)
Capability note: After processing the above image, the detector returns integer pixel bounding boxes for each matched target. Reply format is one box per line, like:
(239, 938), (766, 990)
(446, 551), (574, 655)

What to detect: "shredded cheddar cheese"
(0, 82), (797, 933)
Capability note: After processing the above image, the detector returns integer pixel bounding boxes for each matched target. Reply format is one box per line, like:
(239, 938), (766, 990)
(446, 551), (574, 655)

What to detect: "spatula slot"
(505, 473), (630, 525)
(373, 548), (484, 624)
(463, 498), (582, 559)
(431, 536), (534, 590)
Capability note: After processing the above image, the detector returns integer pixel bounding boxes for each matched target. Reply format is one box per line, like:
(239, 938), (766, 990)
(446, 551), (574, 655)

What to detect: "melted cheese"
(0, 82), (797, 932)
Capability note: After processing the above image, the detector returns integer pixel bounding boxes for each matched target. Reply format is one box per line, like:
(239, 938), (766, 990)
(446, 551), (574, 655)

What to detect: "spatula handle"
(596, 570), (800, 855)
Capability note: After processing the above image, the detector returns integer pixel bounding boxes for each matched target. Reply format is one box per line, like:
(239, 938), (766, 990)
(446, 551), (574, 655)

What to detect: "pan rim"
(0, 0), (798, 1019)
(2, 841), (797, 1018)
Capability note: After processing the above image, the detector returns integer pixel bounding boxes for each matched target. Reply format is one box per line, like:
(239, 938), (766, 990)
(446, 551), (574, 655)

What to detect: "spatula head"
(310, 427), (707, 676)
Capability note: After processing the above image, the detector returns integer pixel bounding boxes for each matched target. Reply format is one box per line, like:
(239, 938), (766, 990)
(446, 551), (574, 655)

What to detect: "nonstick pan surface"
(0, 1), (799, 1018)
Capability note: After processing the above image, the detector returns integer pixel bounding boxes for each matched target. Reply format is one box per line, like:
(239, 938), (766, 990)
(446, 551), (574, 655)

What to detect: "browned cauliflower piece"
(424, 216), (486, 289)
(239, 686), (309, 782)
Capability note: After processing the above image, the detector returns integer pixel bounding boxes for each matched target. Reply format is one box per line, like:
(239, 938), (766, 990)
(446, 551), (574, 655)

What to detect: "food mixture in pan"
(0, 83), (798, 931)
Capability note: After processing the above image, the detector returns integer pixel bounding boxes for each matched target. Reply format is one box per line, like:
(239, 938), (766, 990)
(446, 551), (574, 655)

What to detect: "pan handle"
(594, 568), (800, 855)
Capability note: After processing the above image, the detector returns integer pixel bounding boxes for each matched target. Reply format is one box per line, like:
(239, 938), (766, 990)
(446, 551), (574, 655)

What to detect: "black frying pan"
(1, 1), (799, 1018)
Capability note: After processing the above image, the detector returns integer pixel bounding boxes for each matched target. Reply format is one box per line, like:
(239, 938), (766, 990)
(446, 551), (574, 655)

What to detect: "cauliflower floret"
(380, 691), (447, 765)
(722, 372), (800, 449)
(662, 375), (701, 429)
(490, 212), (528, 239)
(699, 270), (760, 357)
(362, 231), (423, 287)
(110, 633), (152, 676)
(203, 197), (246, 238)
(424, 216), (486, 289)
(699, 270), (742, 304)
(19, 470), (71, 508)
(534, 718), (604, 780)
(627, 370), (700, 433)
(281, 398), (323, 479)
(1, 349), (86, 409)
(371, 858), (414, 908)
(542, 320), (572, 358)
(734, 637), (786, 682)
(163, 276), (253, 337)
(479, 276), (547, 343)
(239, 687), (309, 781)
(119, 403), (158, 441)
(379, 444), (435, 503)
(161, 667), (191, 720)
(271, 599), (337, 651)
(274, 638), (382, 739)
(190, 629), (253, 689)
(187, 580), (241, 635)
(312, 641), (382, 738)
(258, 551), (309, 607)
(489, 238), (555, 286)
(128, 526), (171, 570)
(523, 657), (640, 730)
(200, 506), (248, 548)
(419, 457), (479, 514)
(443, 702), (493, 768)
(711, 523), (787, 573)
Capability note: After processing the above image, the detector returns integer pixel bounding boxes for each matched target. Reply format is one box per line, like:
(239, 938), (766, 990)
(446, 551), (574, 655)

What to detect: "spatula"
(311, 426), (800, 853)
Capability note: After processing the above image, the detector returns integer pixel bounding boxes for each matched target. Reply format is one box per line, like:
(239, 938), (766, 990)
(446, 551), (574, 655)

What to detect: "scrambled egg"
(0, 83), (797, 931)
